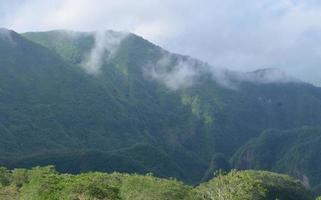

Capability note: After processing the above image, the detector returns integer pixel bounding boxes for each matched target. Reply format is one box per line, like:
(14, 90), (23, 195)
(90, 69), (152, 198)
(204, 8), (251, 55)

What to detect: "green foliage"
(200, 154), (231, 182)
(64, 173), (122, 200)
(1, 29), (321, 187)
(120, 174), (192, 200)
(232, 126), (321, 187)
(194, 170), (313, 200)
(0, 166), (314, 200)
(11, 168), (29, 187)
(0, 167), (10, 187)
(23, 30), (94, 65)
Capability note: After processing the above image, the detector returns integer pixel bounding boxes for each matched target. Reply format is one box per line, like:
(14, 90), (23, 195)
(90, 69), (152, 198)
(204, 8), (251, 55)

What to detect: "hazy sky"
(1, 0), (321, 85)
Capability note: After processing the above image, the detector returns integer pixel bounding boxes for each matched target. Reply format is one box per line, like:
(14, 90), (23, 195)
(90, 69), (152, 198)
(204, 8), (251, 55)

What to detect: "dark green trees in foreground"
(0, 166), (316, 200)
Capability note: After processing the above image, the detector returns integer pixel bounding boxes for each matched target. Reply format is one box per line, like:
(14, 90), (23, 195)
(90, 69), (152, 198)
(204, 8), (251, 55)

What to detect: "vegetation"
(1, 28), (321, 188)
(195, 170), (313, 200)
(232, 126), (321, 188)
(0, 166), (315, 200)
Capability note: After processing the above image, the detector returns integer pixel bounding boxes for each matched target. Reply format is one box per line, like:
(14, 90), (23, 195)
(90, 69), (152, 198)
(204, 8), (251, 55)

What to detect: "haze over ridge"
(1, 0), (321, 86)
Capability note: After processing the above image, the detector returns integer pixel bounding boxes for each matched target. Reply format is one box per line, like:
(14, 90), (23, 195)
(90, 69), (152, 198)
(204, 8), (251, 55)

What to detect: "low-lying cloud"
(81, 31), (128, 74)
(1, 0), (321, 85)
(145, 53), (299, 90)
(144, 53), (207, 90)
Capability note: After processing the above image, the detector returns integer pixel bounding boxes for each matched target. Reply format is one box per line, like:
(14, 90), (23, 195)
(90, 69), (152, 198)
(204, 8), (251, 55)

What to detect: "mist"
(144, 53), (206, 90)
(144, 52), (299, 90)
(1, 0), (321, 85)
(81, 30), (128, 74)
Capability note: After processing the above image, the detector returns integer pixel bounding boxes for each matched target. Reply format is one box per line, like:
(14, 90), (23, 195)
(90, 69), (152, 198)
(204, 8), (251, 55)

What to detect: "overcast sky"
(1, 0), (321, 85)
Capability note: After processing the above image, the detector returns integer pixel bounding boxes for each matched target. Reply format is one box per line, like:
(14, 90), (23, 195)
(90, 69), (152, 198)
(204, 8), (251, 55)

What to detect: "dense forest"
(1, 28), (321, 198)
(0, 166), (317, 200)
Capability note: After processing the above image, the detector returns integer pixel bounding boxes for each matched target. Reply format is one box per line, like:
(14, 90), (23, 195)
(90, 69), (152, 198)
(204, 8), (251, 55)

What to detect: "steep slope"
(0, 29), (149, 153)
(232, 126), (321, 187)
(1, 29), (207, 183)
(0, 29), (321, 185)
(23, 30), (321, 156)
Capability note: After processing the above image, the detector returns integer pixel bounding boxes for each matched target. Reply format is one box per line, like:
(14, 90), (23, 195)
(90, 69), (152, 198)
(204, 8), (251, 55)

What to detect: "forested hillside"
(0, 28), (321, 187)
(232, 126), (321, 188)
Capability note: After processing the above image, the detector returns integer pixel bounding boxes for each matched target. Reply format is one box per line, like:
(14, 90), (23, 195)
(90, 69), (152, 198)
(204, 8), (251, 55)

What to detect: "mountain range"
(0, 28), (321, 190)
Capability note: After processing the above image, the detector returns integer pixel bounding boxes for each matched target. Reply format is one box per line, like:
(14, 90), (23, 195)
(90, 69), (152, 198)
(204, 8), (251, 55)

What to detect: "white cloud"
(1, 0), (321, 85)
(81, 30), (128, 74)
(144, 54), (207, 90)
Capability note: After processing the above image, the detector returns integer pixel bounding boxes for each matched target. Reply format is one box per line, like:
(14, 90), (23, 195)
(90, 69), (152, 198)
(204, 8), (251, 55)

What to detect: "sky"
(1, 0), (321, 85)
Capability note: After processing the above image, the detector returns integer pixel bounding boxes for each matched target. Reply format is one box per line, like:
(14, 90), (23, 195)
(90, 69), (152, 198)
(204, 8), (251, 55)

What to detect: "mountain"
(232, 126), (321, 188)
(245, 68), (300, 83)
(1, 28), (321, 186)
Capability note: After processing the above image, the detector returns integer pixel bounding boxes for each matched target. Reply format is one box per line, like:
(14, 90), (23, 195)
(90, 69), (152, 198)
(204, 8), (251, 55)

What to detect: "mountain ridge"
(0, 28), (321, 187)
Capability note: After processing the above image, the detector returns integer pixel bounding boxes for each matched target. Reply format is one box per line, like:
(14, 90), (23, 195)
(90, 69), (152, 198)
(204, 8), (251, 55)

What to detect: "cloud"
(81, 30), (128, 74)
(1, 0), (321, 85)
(144, 53), (207, 90)
(145, 53), (298, 90)
(81, 31), (128, 74)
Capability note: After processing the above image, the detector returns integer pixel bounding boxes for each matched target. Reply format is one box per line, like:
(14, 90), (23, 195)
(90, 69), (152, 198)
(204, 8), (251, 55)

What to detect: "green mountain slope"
(232, 126), (321, 187)
(1, 28), (321, 185)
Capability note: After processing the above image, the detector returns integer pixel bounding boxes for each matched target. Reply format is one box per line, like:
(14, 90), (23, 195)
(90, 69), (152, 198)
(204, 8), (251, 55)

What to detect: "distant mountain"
(245, 68), (299, 83)
(0, 28), (321, 186)
(232, 126), (321, 187)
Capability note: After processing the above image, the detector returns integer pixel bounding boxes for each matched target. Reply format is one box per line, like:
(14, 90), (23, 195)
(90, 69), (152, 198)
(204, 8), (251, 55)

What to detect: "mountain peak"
(0, 28), (21, 45)
(250, 68), (285, 76)
(0, 27), (18, 35)
(0, 27), (11, 32)
(245, 68), (298, 84)
(0, 27), (13, 37)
